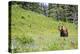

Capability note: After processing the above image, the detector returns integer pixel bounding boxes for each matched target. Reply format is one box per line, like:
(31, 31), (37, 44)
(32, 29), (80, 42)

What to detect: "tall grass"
(10, 5), (78, 52)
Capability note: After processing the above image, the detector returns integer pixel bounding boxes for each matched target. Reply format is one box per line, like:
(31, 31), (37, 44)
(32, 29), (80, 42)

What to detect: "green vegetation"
(10, 4), (78, 53)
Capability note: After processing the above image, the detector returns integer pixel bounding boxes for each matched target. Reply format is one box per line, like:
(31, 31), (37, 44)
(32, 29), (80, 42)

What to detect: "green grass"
(10, 5), (78, 53)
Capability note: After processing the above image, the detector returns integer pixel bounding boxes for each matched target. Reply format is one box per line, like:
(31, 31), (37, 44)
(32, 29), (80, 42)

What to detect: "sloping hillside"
(10, 5), (78, 52)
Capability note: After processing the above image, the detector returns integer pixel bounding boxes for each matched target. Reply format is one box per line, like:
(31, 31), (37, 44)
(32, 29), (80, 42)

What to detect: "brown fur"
(58, 25), (68, 37)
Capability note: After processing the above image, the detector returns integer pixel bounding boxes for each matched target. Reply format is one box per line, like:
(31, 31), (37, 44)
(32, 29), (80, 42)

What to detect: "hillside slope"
(10, 5), (78, 52)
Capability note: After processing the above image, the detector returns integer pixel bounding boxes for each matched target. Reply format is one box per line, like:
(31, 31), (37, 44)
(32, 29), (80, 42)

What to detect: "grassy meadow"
(9, 5), (78, 53)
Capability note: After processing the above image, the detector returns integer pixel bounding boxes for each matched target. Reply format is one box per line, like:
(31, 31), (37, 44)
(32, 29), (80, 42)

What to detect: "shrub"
(16, 35), (34, 44)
